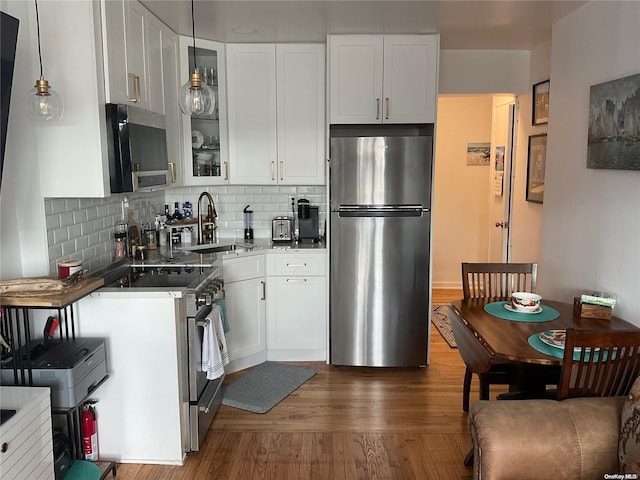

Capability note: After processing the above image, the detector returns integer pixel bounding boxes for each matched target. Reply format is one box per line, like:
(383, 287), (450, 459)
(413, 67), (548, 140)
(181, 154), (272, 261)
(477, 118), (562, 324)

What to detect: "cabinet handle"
(260, 281), (266, 300)
(385, 98), (390, 119)
(376, 98), (380, 120)
(286, 278), (307, 283)
(286, 263), (307, 267)
(224, 162), (229, 181)
(168, 162), (176, 183)
(128, 73), (138, 103)
(1, 442), (8, 453)
(279, 161), (284, 181)
(135, 75), (142, 102)
(271, 161), (275, 181)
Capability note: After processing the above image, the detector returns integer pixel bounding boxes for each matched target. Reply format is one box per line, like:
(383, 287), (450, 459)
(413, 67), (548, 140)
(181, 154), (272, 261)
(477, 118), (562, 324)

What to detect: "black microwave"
(105, 103), (173, 193)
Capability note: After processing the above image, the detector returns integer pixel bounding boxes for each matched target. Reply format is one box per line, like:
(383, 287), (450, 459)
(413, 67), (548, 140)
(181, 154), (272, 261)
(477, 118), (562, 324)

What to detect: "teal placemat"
(484, 301), (560, 322)
(528, 333), (613, 361)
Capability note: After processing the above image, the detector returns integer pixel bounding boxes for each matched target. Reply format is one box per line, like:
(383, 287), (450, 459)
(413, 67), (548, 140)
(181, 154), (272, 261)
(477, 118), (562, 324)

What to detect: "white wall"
(540, 1), (640, 326)
(439, 50), (530, 95)
(432, 95), (493, 288)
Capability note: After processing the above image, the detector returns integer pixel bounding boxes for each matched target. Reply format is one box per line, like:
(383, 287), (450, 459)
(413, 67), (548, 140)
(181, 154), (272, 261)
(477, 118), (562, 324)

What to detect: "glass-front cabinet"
(178, 37), (228, 185)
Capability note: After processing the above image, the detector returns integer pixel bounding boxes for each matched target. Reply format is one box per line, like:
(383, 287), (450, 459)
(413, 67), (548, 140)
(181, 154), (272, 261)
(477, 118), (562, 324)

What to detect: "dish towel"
(201, 304), (229, 380)
(217, 298), (230, 334)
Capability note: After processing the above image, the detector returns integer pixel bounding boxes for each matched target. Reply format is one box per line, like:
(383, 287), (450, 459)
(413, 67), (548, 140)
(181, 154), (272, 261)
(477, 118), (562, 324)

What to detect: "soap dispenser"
(243, 205), (254, 241)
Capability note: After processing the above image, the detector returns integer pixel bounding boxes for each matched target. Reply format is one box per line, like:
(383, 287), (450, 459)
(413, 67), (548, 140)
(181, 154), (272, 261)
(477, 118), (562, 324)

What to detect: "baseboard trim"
(432, 282), (463, 289)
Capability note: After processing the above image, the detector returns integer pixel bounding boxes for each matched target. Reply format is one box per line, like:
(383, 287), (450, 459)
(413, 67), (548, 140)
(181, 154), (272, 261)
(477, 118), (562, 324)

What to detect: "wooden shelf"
(0, 277), (104, 308)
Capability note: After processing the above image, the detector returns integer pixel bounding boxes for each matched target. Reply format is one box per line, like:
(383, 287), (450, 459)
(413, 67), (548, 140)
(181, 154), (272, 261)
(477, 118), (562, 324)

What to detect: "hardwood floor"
(114, 289), (497, 479)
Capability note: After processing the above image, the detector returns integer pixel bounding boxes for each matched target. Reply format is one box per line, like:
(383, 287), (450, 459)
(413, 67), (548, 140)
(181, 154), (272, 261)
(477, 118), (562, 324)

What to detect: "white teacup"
(511, 292), (542, 312)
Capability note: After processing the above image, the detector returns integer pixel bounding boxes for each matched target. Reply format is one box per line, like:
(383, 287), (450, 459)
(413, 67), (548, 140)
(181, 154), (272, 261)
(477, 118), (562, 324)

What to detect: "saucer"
(504, 302), (542, 314)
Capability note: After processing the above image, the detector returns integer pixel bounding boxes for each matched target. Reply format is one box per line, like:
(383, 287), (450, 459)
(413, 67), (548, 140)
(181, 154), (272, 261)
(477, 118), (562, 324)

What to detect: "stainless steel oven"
(185, 272), (225, 451)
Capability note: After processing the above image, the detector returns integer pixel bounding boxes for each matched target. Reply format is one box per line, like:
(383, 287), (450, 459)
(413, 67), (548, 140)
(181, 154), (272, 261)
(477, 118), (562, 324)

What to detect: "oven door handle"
(199, 374), (225, 413)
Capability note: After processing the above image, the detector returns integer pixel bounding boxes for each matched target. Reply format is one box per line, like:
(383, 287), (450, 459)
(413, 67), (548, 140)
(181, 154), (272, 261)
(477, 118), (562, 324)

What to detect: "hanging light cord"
(34, 0), (43, 78)
(190, 0), (197, 70)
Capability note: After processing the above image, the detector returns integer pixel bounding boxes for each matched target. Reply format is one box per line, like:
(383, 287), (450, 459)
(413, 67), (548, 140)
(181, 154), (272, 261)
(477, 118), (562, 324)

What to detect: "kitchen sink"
(178, 242), (254, 255)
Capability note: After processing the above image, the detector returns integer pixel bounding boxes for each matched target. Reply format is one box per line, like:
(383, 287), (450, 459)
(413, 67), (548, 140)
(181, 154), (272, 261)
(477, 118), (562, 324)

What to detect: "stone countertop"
(93, 239), (326, 293)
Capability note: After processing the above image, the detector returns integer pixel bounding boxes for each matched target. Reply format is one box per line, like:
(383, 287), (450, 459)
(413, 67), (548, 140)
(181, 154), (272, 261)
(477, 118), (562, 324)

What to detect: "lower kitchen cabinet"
(223, 254), (267, 372)
(223, 250), (328, 368)
(266, 276), (326, 360)
(265, 252), (327, 361)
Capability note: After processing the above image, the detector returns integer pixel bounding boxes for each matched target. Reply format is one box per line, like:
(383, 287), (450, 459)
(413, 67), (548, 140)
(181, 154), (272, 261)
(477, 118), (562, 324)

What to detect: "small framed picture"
(532, 80), (550, 126)
(526, 134), (547, 204)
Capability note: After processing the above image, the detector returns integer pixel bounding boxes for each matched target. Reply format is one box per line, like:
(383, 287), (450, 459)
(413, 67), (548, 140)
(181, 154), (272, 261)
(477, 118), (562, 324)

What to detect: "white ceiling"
(141, 0), (588, 49)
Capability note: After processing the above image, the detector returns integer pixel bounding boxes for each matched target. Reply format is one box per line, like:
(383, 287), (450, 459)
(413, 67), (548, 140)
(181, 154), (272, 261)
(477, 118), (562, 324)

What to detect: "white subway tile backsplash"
(45, 185), (326, 274)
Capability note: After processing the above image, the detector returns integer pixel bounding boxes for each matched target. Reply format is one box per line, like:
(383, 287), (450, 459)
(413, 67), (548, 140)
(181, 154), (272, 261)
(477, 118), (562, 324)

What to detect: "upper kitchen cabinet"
(227, 43), (325, 185)
(102, 0), (165, 114)
(34, 0), (177, 197)
(328, 35), (439, 124)
(178, 37), (229, 186)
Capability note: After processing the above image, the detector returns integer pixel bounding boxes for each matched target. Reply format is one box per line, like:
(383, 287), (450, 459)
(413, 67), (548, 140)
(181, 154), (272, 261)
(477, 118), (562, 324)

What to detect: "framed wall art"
(587, 72), (640, 170)
(532, 80), (550, 126)
(526, 134), (547, 204)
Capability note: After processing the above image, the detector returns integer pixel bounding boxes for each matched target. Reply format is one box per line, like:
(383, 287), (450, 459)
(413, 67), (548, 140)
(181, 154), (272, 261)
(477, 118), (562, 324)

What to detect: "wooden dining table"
(448, 297), (639, 390)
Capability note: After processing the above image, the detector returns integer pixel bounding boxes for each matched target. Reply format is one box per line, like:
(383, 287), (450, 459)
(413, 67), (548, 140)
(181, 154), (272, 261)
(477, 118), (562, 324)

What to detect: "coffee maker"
(297, 199), (319, 243)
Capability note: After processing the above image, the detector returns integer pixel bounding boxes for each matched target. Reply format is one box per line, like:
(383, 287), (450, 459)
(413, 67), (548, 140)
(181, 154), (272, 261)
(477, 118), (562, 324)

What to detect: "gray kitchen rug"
(221, 361), (316, 414)
(431, 304), (457, 348)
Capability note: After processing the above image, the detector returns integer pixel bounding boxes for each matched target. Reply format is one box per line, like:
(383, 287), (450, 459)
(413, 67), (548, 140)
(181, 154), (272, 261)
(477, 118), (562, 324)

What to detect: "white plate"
(539, 329), (565, 349)
(504, 302), (542, 314)
(192, 130), (204, 148)
(538, 330), (599, 353)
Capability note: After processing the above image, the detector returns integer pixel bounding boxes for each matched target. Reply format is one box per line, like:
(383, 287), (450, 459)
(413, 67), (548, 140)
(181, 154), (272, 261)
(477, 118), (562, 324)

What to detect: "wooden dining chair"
(462, 262), (537, 299)
(557, 328), (640, 400)
(497, 329), (640, 401)
(459, 262), (538, 412)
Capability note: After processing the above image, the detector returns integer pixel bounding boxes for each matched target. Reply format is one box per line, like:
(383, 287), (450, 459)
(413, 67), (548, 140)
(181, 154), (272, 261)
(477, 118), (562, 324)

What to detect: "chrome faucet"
(197, 191), (217, 244)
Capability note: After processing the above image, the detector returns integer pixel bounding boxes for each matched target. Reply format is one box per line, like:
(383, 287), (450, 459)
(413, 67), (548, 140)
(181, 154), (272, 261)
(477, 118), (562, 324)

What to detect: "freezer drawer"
(330, 212), (430, 366)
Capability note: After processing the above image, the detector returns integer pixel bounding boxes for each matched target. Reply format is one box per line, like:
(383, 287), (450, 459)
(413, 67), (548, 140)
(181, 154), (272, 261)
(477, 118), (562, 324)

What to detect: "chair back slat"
(559, 329), (640, 400)
(462, 263), (537, 299)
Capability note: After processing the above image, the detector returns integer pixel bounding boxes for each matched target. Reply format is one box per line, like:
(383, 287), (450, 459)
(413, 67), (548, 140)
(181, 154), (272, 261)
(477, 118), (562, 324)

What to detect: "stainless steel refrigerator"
(330, 129), (433, 367)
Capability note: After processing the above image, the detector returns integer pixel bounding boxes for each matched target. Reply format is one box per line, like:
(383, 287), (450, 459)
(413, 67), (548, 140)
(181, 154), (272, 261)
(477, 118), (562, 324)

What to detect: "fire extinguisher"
(81, 403), (99, 461)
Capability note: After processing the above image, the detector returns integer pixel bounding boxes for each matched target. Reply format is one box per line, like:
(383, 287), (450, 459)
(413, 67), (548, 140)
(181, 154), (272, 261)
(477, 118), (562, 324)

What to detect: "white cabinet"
(226, 44), (277, 184)
(36, 0), (176, 197)
(0, 386), (54, 480)
(227, 43), (325, 185)
(265, 252), (327, 361)
(178, 37), (229, 186)
(329, 35), (439, 124)
(223, 255), (267, 372)
(102, 0), (166, 114)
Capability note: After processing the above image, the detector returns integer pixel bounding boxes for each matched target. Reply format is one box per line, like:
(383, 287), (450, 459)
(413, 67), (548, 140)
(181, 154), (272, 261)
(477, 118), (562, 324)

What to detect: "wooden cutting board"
(0, 277), (104, 307)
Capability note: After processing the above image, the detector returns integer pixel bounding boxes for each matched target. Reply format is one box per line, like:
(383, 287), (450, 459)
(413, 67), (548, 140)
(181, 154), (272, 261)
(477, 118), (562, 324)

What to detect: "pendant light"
(178, 0), (215, 116)
(25, 0), (63, 121)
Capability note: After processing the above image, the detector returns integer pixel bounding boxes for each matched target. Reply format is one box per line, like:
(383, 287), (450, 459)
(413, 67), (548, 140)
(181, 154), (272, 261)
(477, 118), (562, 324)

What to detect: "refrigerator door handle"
(337, 205), (424, 217)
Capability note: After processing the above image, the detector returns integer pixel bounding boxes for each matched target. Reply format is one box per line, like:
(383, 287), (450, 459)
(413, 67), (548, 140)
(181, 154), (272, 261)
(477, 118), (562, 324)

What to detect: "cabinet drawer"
(223, 254), (265, 282)
(266, 253), (326, 276)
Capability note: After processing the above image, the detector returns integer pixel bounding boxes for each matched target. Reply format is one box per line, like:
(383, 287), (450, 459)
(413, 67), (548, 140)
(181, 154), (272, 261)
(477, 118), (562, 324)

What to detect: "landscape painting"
(587, 72), (640, 170)
(466, 142), (491, 166)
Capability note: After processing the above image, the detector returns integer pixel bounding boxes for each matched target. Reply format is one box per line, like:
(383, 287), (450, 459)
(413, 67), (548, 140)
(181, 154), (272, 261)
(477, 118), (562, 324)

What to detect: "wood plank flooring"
(113, 289), (501, 479)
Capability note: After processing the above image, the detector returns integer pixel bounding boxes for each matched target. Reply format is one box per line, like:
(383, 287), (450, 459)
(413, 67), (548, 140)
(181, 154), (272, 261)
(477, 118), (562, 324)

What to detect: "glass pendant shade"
(25, 77), (64, 121)
(178, 70), (215, 116)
